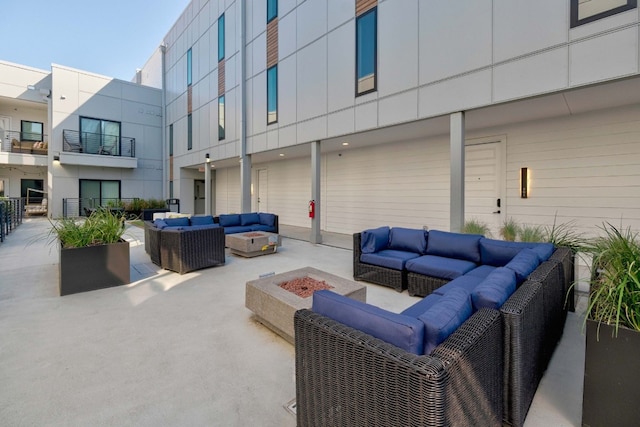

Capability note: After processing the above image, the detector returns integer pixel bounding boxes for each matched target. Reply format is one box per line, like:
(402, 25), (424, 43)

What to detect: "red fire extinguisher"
(309, 200), (315, 219)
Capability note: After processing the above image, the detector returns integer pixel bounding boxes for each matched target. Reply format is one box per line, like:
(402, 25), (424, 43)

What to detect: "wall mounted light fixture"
(53, 154), (60, 162)
(205, 153), (210, 163)
(520, 167), (529, 198)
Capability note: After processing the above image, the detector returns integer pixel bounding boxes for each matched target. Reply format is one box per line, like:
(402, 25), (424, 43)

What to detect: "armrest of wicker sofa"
(144, 221), (162, 266)
(352, 232), (406, 292)
(548, 246), (575, 311)
(159, 226), (225, 274)
(294, 307), (504, 427)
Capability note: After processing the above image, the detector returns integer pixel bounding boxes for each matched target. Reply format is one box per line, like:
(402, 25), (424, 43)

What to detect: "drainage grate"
(284, 398), (297, 415)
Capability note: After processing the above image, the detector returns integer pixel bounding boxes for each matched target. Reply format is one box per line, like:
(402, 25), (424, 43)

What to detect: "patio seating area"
(0, 218), (586, 426)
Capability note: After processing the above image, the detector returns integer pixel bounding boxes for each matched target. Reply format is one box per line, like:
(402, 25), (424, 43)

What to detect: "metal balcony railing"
(62, 129), (135, 157)
(1, 130), (49, 154)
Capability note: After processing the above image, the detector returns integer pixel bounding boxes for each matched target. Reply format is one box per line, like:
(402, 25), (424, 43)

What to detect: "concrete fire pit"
(245, 267), (366, 344)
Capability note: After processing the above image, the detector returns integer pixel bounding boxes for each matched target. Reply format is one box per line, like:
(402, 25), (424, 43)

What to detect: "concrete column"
(240, 154), (252, 213)
(204, 155), (211, 216)
(450, 112), (465, 233)
(310, 141), (322, 244)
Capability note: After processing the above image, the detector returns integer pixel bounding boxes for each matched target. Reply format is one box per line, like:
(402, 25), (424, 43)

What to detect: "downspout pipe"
(160, 43), (168, 200)
(239, 0), (251, 212)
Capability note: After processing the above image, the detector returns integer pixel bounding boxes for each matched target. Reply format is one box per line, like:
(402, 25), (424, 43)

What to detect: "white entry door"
(194, 180), (205, 214)
(465, 139), (504, 238)
(257, 169), (268, 212)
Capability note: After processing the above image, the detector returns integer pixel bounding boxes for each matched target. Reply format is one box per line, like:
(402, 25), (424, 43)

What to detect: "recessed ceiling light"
(342, 142), (349, 146)
(279, 153), (285, 157)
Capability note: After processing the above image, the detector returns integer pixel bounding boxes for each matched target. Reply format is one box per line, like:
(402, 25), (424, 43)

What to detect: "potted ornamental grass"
(581, 223), (640, 426)
(50, 207), (130, 296)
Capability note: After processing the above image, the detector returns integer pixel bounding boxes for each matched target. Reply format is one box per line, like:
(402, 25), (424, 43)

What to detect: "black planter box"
(582, 319), (640, 427)
(59, 241), (130, 296)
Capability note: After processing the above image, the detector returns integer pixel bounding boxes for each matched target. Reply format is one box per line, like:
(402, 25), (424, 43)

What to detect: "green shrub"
(463, 219), (492, 237)
(500, 217), (520, 241)
(50, 207), (126, 248)
(519, 224), (545, 242)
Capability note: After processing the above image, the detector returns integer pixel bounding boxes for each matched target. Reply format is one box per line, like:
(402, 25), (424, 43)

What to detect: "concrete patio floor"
(0, 218), (586, 426)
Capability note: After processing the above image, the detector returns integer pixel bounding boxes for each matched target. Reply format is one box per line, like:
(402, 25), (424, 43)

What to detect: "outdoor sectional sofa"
(294, 226), (573, 426)
(214, 212), (278, 235)
(144, 215), (225, 274)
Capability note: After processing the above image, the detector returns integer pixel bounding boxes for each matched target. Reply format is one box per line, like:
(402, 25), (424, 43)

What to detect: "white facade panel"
(327, 20), (355, 113)
(296, 0), (327, 49)
(418, 0), (493, 84)
(419, 69), (492, 119)
(327, 108), (355, 139)
(378, 89), (418, 127)
(328, 0), (353, 31)
(493, 0), (568, 63)
(297, 116), (327, 144)
(493, 47), (569, 102)
(279, 10), (297, 61)
(278, 124), (297, 148)
(251, 72), (267, 136)
(278, 56), (298, 127)
(569, 26), (639, 86)
(354, 101), (378, 132)
(267, 128), (279, 150)
(280, 0), (297, 18)
(252, 33), (267, 77)
(296, 38), (328, 121)
(260, 157), (310, 227)
(378, 0), (419, 97)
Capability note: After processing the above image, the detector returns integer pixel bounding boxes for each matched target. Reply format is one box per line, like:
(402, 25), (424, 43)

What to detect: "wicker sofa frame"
(144, 221), (225, 274)
(352, 232), (406, 292)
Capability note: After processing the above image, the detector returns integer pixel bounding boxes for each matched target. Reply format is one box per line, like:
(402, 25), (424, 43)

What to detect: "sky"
(2, 0), (192, 81)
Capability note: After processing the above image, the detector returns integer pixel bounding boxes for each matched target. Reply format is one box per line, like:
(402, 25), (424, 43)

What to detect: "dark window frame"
(267, 0), (278, 23)
(79, 179), (122, 212)
(355, 7), (377, 97)
(79, 116), (121, 155)
(169, 123), (174, 156)
(570, 0), (637, 28)
(187, 114), (193, 150)
(267, 65), (278, 125)
(218, 95), (226, 141)
(20, 120), (44, 142)
(218, 14), (225, 62)
(187, 48), (193, 86)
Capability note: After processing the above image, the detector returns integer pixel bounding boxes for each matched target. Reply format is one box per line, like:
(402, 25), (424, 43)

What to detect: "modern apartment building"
(2, 1), (640, 243)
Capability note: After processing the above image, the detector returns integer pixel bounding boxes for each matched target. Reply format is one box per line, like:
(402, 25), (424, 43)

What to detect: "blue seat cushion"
(223, 226), (252, 235)
(505, 248), (540, 284)
(405, 255), (477, 280)
(190, 215), (215, 225)
(219, 214), (241, 227)
(313, 290), (425, 355)
(466, 264), (497, 279)
(153, 219), (168, 229)
(259, 213), (276, 227)
(433, 275), (482, 297)
(361, 226), (390, 254)
(388, 227), (427, 254)
(250, 224), (274, 232)
(164, 217), (190, 227)
(360, 249), (420, 271)
(187, 224), (220, 231)
(472, 267), (517, 310)
(418, 288), (473, 355)
(240, 212), (260, 226)
(401, 293), (443, 318)
(426, 230), (482, 263)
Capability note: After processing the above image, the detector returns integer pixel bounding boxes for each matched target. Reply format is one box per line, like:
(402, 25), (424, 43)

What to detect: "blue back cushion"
(360, 226), (390, 254)
(240, 212), (260, 226)
(190, 215), (214, 225)
(218, 214), (241, 227)
(164, 217), (190, 227)
(388, 227), (427, 254)
(153, 219), (168, 229)
(472, 267), (517, 310)
(479, 238), (529, 267)
(313, 290), (425, 355)
(188, 224), (220, 230)
(401, 293), (442, 318)
(530, 242), (555, 262)
(426, 230), (482, 263)
(259, 213), (276, 227)
(505, 248), (540, 283)
(418, 288), (473, 355)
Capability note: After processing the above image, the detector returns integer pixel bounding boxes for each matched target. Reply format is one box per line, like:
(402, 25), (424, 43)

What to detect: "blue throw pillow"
(313, 290), (425, 355)
(218, 214), (241, 227)
(259, 213), (276, 227)
(164, 217), (190, 227)
(240, 212), (260, 226)
(426, 230), (482, 263)
(505, 248), (540, 284)
(153, 219), (168, 229)
(190, 215), (214, 225)
(388, 227), (428, 254)
(361, 226), (390, 254)
(418, 288), (473, 355)
(472, 267), (517, 310)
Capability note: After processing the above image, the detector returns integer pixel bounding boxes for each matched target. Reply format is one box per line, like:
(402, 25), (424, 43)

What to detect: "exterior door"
(194, 179), (205, 214)
(257, 169), (268, 212)
(0, 115), (11, 149)
(465, 139), (504, 238)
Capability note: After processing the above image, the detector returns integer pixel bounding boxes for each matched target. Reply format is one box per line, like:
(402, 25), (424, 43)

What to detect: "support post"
(450, 112), (465, 233)
(240, 155), (252, 213)
(310, 141), (322, 244)
(204, 156), (211, 216)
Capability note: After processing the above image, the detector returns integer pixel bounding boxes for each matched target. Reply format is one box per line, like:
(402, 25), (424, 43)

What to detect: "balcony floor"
(0, 218), (585, 426)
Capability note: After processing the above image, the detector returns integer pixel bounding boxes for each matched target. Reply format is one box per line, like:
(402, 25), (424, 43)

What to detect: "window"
(218, 14), (225, 62)
(570, 0), (637, 27)
(187, 114), (193, 150)
(356, 7), (377, 96)
(80, 117), (121, 155)
(79, 179), (121, 215)
(267, 0), (278, 22)
(187, 48), (193, 86)
(21, 120), (43, 142)
(169, 181), (174, 199)
(218, 95), (225, 140)
(169, 124), (174, 156)
(267, 65), (278, 124)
